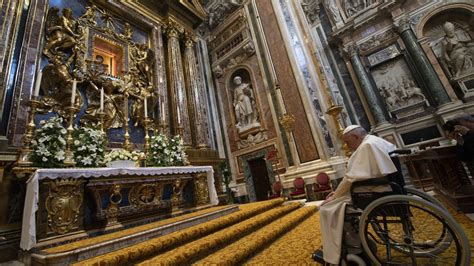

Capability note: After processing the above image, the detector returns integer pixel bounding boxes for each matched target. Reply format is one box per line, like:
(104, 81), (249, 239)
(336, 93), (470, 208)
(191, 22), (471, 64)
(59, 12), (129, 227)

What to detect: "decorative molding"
(300, 0), (321, 25)
(358, 28), (398, 54)
(237, 131), (268, 149)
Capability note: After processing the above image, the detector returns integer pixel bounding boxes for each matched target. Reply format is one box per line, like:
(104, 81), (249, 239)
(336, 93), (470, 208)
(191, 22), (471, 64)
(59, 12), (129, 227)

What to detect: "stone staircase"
(32, 198), (317, 265)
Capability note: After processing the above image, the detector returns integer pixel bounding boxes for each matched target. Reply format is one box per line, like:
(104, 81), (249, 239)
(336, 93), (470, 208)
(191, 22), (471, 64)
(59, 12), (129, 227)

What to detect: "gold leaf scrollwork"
(194, 173), (209, 206)
(45, 178), (84, 235)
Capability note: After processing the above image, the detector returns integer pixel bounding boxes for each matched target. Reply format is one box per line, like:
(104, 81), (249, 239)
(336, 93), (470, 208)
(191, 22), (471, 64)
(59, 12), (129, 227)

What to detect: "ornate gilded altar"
(21, 166), (217, 250)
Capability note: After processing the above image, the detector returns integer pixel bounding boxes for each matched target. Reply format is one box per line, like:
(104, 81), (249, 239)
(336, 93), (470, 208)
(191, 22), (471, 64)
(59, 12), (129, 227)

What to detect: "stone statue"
(442, 21), (474, 77)
(232, 76), (257, 129)
(399, 77), (425, 101)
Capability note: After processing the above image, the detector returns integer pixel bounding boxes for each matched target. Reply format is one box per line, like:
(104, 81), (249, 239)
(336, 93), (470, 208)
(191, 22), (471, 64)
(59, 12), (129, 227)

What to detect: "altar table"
(20, 166), (217, 250)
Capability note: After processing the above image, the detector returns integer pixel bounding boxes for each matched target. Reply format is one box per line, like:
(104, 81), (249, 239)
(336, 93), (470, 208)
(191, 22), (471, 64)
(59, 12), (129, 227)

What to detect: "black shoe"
(311, 248), (325, 263)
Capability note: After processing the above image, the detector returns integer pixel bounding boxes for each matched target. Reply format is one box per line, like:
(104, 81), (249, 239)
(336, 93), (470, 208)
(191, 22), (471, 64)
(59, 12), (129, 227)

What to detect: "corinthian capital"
(165, 21), (183, 39)
(342, 43), (359, 58)
(393, 15), (411, 34)
(184, 32), (197, 48)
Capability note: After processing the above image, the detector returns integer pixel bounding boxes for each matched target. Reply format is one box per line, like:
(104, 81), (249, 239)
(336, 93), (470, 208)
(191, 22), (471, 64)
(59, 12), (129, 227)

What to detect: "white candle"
(70, 79), (77, 106)
(144, 96), (148, 118)
(177, 108), (181, 125)
(161, 103), (165, 123)
(100, 87), (104, 112)
(33, 71), (42, 97)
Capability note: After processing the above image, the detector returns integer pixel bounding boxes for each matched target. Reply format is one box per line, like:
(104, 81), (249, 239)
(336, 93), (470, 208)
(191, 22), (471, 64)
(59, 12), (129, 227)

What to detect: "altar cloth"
(20, 166), (217, 250)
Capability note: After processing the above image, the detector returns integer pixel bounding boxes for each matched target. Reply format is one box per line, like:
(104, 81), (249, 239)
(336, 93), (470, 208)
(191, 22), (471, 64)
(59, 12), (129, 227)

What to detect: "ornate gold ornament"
(39, 4), (157, 141)
(194, 173), (209, 206)
(106, 184), (122, 226)
(45, 178), (84, 235)
(129, 183), (162, 207)
(279, 114), (296, 133)
(326, 101), (351, 156)
(171, 178), (186, 208)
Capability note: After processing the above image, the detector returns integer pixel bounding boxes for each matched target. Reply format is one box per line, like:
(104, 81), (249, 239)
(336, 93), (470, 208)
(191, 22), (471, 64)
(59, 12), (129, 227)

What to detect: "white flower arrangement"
(31, 116), (67, 168)
(147, 134), (188, 166)
(73, 126), (106, 167)
(104, 149), (144, 165)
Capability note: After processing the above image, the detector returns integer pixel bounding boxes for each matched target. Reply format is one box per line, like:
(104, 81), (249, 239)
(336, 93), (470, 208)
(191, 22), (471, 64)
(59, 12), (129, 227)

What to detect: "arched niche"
(228, 68), (261, 136)
(421, 6), (474, 80)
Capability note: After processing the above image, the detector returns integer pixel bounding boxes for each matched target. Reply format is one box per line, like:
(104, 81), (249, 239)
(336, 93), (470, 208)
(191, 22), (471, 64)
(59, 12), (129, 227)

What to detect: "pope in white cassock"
(318, 125), (397, 265)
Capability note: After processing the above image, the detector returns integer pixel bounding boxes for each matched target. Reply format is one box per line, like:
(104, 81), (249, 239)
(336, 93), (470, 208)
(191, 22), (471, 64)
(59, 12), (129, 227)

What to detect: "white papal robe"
(319, 135), (397, 264)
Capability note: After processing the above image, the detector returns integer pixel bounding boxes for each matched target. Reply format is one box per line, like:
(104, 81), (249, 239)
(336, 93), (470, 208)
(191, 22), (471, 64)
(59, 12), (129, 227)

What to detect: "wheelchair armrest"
(351, 177), (390, 188)
(389, 149), (411, 155)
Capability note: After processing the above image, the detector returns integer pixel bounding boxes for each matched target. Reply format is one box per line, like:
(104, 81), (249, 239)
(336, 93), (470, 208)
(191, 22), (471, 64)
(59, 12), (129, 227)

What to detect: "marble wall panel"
(255, 0), (319, 163)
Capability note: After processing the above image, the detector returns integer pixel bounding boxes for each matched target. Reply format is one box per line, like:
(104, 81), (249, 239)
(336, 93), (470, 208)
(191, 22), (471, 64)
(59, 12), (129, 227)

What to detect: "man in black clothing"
(443, 115), (474, 161)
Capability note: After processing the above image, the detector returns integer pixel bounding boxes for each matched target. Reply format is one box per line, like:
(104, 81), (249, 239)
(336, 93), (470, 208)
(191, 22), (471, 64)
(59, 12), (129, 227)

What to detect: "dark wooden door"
(248, 158), (271, 201)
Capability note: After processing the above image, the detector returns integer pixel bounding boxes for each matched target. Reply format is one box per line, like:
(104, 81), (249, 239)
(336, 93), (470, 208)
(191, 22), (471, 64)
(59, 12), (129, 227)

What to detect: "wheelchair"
(316, 150), (471, 266)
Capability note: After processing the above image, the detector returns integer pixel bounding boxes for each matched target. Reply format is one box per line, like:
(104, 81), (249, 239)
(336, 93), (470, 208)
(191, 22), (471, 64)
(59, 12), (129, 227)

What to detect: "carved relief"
(358, 29), (398, 55)
(237, 131), (268, 149)
(207, 0), (243, 29)
(342, 0), (375, 17)
(45, 178), (84, 235)
(372, 57), (427, 114)
(301, 0), (321, 25)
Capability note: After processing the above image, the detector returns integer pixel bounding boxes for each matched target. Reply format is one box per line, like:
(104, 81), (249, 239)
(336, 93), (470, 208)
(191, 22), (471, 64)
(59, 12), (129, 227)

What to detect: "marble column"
(151, 26), (169, 135)
(344, 44), (387, 125)
(394, 17), (450, 105)
(184, 33), (209, 149)
(166, 22), (192, 145)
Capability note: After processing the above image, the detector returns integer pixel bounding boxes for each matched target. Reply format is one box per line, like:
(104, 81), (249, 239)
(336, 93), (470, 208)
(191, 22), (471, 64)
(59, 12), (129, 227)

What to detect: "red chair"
(290, 177), (306, 200)
(268, 181), (282, 199)
(314, 172), (332, 200)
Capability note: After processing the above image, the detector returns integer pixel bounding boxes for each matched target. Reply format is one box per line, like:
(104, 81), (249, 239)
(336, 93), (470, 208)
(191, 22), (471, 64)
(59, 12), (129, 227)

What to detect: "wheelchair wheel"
(359, 195), (470, 266)
(405, 187), (446, 210)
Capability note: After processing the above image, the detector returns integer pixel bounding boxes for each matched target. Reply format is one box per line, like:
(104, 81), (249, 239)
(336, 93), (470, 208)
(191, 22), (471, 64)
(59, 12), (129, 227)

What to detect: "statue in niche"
(232, 76), (259, 131)
(43, 7), (81, 61)
(442, 21), (474, 77)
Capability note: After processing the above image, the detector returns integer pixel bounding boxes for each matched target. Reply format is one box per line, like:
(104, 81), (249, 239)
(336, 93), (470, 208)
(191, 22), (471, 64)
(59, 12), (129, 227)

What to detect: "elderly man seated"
(314, 125), (397, 265)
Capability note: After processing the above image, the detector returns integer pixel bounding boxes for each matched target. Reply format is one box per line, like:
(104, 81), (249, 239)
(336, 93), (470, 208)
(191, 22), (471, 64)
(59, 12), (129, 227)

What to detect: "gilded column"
(184, 33), (209, 149)
(344, 44), (387, 125)
(394, 17), (450, 105)
(151, 26), (169, 135)
(166, 22), (192, 145)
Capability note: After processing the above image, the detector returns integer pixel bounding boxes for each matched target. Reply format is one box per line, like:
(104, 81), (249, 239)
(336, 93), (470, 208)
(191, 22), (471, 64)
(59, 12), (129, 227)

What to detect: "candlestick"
(64, 106), (79, 167)
(100, 87), (104, 112)
(16, 98), (41, 166)
(33, 71), (42, 97)
(123, 94), (131, 151)
(70, 79), (77, 106)
(144, 96), (148, 118)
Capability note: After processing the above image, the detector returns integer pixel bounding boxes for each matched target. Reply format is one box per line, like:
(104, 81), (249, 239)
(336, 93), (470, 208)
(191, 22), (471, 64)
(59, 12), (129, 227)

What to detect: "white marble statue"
(232, 76), (258, 130)
(442, 21), (474, 77)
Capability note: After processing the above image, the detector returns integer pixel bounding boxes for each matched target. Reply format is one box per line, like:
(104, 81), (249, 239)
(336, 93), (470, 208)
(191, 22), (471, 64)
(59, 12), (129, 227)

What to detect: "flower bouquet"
(104, 149), (144, 168)
(147, 134), (188, 166)
(73, 126), (106, 167)
(30, 116), (67, 168)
